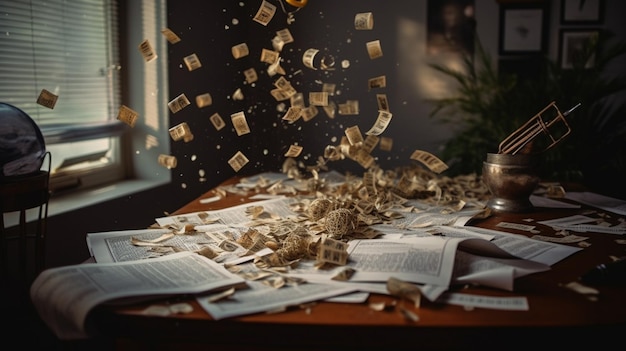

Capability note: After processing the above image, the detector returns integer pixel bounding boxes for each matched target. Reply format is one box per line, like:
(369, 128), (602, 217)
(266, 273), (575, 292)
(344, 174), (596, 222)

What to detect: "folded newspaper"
(29, 251), (246, 340)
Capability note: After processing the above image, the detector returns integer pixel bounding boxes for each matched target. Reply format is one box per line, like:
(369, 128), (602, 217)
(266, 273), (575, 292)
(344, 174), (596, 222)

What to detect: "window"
(1, 0), (171, 222)
(0, 0), (127, 192)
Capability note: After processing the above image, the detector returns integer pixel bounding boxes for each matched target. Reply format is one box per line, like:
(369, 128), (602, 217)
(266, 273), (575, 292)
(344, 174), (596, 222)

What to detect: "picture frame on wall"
(560, 0), (604, 24)
(558, 29), (600, 69)
(499, 3), (548, 55)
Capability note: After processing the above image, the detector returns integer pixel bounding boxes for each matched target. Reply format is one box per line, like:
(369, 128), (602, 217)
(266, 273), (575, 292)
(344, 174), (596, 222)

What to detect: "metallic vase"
(482, 153), (540, 213)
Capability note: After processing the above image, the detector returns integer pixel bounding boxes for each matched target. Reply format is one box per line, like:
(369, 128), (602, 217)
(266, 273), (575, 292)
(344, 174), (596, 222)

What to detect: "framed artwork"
(558, 29), (600, 69)
(499, 3), (548, 55)
(560, 0), (604, 24)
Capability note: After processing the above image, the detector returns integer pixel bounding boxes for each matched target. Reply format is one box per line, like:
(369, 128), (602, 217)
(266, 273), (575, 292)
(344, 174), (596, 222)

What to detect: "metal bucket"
(482, 153), (540, 213)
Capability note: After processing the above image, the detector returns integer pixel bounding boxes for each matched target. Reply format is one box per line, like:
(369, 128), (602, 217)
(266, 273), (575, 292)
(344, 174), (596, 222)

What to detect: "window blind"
(0, 0), (120, 130)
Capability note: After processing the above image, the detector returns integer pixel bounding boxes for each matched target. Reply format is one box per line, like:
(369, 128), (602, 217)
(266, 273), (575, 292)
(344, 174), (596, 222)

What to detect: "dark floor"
(8, 301), (95, 350)
(2, 267), (116, 350)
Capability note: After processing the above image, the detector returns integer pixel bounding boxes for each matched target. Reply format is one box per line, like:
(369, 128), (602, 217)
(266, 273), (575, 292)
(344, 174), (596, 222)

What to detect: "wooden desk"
(89, 176), (626, 350)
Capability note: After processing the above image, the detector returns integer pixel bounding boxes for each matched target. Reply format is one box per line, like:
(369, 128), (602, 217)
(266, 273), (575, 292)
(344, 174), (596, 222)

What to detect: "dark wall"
(164, 0), (462, 183)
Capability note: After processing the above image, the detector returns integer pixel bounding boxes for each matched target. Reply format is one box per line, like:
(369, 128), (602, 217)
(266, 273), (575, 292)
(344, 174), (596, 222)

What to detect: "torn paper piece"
(183, 53), (202, 71)
(409, 150), (448, 174)
(231, 111), (251, 136)
(253, 0), (276, 26)
(37, 89), (58, 109)
(161, 28), (181, 44)
(158, 154), (177, 169)
(117, 105), (139, 127)
(354, 12), (374, 30)
(228, 151), (249, 172)
(168, 93), (191, 114)
(138, 39), (157, 62)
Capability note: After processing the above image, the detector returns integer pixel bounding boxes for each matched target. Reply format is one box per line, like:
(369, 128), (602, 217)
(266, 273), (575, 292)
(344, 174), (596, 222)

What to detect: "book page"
(30, 251), (245, 340)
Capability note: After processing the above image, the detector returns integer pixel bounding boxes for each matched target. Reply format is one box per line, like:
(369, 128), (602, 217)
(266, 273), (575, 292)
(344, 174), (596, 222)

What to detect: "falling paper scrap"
(244, 68), (258, 83)
(365, 110), (393, 136)
(291, 93), (305, 108)
(210, 113), (226, 131)
(161, 28), (181, 44)
(309, 92), (329, 106)
(260, 48), (280, 64)
(376, 94), (389, 112)
(379, 137), (393, 151)
(272, 36), (286, 52)
(366, 40), (383, 59)
(276, 28), (294, 44)
(323, 102), (336, 119)
(168, 93), (191, 114)
(368, 75), (386, 90)
(354, 12), (374, 30)
(232, 88), (244, 101)
(183, 53), (202, 71)
(322, 83), (336, 96)
(36, 89), (58, 109)
(362, 135), (380, 153)
(284, 145), (303, 158)
(138, 39), (157, 62)
(117, 105), (139, 127)
(302, 48), (319, 70)
(282, 106), (303, 123)
(158, 154), (177, 169)
(338, 100), (359, 115)
(271, 83), (297, 101)
(274, 76), (292, 90)
(301, 106), (319, 122)
(232, 43), (250, 59)
(231, 111), (251, 136)
(345, 125), (364, 145)
(253, 0), (277, 26)
(195, 93), (212, 108)
(228, 151), (249, 172)
(169, 122), (193, 142)
(268, 58), (286, 76)
(410, 150), (449, 174)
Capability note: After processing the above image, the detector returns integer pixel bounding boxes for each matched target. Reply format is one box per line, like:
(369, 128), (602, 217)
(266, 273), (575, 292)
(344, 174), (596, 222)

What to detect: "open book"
(29, 251), (246, 340)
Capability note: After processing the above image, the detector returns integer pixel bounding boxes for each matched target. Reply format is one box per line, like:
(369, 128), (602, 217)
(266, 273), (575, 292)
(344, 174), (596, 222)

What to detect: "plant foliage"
(427, 30), (626, 198)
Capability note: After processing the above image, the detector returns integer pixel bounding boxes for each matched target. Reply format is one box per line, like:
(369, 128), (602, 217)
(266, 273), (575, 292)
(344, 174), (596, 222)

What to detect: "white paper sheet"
(565, 191), (626, 216)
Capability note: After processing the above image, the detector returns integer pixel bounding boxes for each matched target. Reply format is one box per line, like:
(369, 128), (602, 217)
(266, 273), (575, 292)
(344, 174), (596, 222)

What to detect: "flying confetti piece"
(195, 93), (212, 108)
(138, 39), (157, 62)
(158, 154), (177, 169)
(36, 89), (58, 109)
(161, 28), (181, 44)
(228, 151), (249, 172)
(410, 150), (449, 174)
(232, 43), (250, 59)
(354, 12), (374, 30)
(117, 105), (139, 127)
(168, 93), (191, 114)
(183, 53), (202, 71)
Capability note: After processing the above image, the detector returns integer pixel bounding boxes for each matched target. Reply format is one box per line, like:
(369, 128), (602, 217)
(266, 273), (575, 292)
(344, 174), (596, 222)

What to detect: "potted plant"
(427, 30), (626, 199)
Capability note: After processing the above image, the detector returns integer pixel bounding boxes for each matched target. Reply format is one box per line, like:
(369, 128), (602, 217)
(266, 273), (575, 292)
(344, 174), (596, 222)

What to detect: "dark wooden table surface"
(89, 176), (626, 350)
